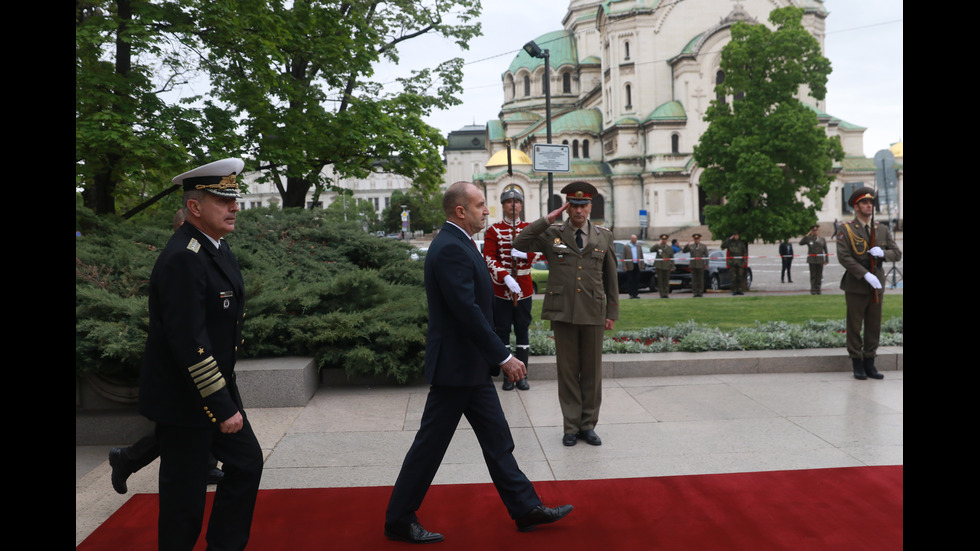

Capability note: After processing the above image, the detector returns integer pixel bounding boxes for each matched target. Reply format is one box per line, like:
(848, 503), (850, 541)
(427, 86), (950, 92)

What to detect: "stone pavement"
(76, 353), (903, 546)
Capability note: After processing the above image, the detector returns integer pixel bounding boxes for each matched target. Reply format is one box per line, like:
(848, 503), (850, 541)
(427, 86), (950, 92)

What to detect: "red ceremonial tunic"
(484, 218), (538, 300)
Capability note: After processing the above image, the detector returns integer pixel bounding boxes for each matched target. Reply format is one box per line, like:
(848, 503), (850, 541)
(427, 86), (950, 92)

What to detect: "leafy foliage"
(76, 206), (427, 384)
(693, 7), (844, 243)
(190, 0), (483, 207)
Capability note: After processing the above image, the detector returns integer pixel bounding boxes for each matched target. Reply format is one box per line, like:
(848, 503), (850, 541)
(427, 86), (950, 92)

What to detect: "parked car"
(530, 259), (549, 294)
(612, 240), (656, 292)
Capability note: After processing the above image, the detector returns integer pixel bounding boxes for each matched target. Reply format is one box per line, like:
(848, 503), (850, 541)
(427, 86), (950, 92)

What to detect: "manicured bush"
(76, 206), (427, 384)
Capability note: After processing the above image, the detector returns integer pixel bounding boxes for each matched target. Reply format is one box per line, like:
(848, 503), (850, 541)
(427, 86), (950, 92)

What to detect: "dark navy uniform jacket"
(138, 222), (246, 428)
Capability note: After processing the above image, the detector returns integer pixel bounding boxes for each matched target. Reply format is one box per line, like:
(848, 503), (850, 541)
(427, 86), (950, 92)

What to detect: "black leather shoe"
(108, 448), (130, 495)
(384, 522), (444, 544)
(578, 429), (602, 446)
(562, 433), (577, 446)
(516, 504), (574, 532)
(851, 358), (867, 380)
(502, 379), (515, 391)
(516, 378), (529, 391)
(863, 358), (884, 380)
(206, 467), (225, 485)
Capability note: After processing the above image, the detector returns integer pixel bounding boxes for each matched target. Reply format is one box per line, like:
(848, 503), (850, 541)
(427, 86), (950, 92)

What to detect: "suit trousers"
(385, 381), (541, 526)
(627, 264), (641, 297)
(156, 417), (263, 551)
(844, 290), (884, 360)
(552, 321), (604, 434)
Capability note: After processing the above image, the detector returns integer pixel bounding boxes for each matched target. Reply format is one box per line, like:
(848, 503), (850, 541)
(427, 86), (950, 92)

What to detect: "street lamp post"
(523, 40), (554, 213)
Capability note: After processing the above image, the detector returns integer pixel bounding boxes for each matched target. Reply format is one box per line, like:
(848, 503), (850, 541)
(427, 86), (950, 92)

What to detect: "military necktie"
(576, 229), (584, 250)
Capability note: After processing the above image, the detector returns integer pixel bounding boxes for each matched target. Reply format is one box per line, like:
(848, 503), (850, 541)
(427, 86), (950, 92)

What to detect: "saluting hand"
(546, 203), (569, 224)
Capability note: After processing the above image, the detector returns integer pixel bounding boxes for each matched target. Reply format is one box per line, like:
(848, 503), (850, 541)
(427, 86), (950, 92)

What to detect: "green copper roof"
(487, 120), (505, 141)
(645, 101), (687, 122)
(506, 30), (579, 74)
(601, 0), (661, 17)
(529, 109), (603, 136)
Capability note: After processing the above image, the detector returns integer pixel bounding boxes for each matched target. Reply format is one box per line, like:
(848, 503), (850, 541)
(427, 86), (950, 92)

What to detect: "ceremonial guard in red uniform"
(483, 186), (538, 390)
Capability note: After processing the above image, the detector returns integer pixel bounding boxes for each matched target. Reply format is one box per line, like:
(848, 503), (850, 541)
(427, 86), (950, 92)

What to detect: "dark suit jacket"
(424, 222), (510, 386)
(139, 223), (246, 428)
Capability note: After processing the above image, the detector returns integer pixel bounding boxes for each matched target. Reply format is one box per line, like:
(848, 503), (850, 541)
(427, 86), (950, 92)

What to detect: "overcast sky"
(374, 0), (903, 158)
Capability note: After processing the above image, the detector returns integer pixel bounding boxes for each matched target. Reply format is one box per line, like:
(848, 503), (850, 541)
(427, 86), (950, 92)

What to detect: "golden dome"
(485, 148), (532, 168)
(889, 141), (903, 158)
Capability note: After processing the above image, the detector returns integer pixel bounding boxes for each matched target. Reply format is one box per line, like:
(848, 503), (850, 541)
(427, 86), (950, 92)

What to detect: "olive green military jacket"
(721, 237), (748, 268)
(648, 242), (674, 270)
(513, 217), (619, 326)
(799, 234), (829, 265)
(836, 219), (902, 295)
(682, 242), (709, 269)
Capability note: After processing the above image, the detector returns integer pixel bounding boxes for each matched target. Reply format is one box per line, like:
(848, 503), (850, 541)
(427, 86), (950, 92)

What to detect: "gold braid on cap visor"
(195, 174), (239, 191)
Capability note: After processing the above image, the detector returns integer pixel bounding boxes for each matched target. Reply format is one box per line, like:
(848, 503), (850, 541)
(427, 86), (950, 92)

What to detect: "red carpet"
(78, 466), (902, 550)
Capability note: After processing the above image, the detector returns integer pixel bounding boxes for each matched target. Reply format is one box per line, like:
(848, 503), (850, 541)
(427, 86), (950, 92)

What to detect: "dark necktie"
(576, 229), (584, 249)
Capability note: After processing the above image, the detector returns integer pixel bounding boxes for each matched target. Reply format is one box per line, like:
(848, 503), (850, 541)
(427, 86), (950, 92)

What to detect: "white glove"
(511, 249), (528, 260)
(869, 246), (884, 258)
(863, 272), (882, 289)
(504, 274), (522, 294)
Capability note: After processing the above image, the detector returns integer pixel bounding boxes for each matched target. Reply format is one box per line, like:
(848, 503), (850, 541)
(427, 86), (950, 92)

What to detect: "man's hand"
(511, 249), (528, 260)
(863, 272), (882, 290)
(605, 319), (615, 331)
(869, 246), (884, 258)
(545, 203), (569, 224)
(501, 356), (527, 382)
(219, 411), (243, 434)
(503, 274), (522, 294)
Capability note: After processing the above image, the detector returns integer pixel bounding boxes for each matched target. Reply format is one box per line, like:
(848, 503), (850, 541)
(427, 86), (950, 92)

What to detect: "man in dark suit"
(138, 158), (263, 550)
(384, 182), (572, 544)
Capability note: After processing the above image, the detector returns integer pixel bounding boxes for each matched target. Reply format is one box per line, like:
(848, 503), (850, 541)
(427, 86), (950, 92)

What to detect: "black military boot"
(515, 346), (530, 390)
(851, 358), (867, 380)
(863, 357), (884, 380)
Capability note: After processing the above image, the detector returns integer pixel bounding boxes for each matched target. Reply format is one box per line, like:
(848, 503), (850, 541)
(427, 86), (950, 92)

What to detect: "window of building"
(524, 75), (530, 97)
(625, 84), (632, 109)
(671, 134), (679, 154)
(624, 41), (630, 60)
(572, 140), (579, 158)
(583, 139), (590, 158)
(562, 71), (571, 94)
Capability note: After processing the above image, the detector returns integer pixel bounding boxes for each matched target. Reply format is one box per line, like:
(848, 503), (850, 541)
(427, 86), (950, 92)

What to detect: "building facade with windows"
(450, 0), (902, 239)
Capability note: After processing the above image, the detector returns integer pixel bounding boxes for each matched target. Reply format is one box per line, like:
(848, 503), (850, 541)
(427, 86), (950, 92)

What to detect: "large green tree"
(190, 0), (482, 208)
(75, 0), (240, 216)
(693, 7), (844, 243)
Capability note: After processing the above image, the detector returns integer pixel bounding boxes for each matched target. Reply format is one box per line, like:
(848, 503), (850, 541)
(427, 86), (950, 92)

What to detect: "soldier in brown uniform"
(682, 233), (709, 297)
(800, 225), (829, 295)
(648, 233), (674, 298)
(721, 232), (749, 295)
(513, 182), (618, 447)
(836, 187), (902, 380)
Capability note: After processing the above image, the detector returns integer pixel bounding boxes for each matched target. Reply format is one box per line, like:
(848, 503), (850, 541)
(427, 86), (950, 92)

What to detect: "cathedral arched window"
(562, 71), (571, 94)
(573, 140), (579, 158)
(583, 139), (590, 158)
(625, 84), (632, 109)
(671, 133), (680, 154)
(524, 75), (531, 97)
(624, 41), (630, 60)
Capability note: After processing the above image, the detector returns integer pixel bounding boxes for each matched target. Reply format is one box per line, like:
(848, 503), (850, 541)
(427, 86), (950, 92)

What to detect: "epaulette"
(595, 225), (609, 233)
(186, 238), (202, 253)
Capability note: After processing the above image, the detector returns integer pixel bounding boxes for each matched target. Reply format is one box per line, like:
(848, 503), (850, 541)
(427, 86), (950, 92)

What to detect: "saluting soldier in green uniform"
(513, 182), (619, 448)
(800, 225), (829, 295)
(837, 187), (902, 380)
(721, 232), (749, 295)
(682, 233), (709, 297)
(648, 233), (674, 298)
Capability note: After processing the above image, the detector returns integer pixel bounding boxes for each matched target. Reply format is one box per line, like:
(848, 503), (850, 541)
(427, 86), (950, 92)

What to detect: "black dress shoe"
(384, 522), (444, 544)
(502, 379), (515, 391)
(851, 358), (867, 380)
(108, 448), (130, 495)
(562, 433), (577, 446)
(578, 429), (602, 446)
(516, 378), (529, 391)
(863, 358), (884, 380)
(516, 504), (574, 532)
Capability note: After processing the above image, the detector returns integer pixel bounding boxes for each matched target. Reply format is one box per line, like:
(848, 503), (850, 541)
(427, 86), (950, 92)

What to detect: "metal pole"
(544, 49), (553, 210)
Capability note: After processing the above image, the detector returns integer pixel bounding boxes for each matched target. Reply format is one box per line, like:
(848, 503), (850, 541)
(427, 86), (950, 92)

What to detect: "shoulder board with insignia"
(187, 238), (201, 253)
